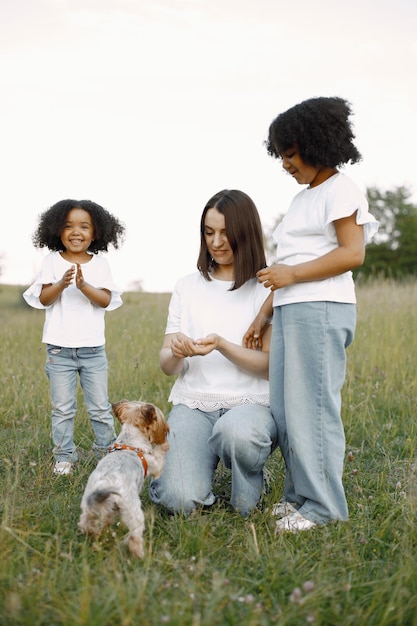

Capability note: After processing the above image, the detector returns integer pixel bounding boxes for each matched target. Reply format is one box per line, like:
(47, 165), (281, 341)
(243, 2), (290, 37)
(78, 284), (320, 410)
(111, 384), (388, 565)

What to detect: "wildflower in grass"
(289, 587), (303, 604)
(302, 580), (315, 593)
(290, 581), (315, 606)
(237, 594), (255, 604)
(6, 592), (21, 618)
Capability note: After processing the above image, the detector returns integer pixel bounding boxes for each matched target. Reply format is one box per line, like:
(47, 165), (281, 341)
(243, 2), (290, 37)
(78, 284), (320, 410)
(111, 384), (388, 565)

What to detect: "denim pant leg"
(270, 302), (356, 524)
(46, 346), (78, 462)
(268, 309), (294, 505)
(149, 404), (218, 514)
(209, 404), (277, 516)
(77, 346), (116, 455)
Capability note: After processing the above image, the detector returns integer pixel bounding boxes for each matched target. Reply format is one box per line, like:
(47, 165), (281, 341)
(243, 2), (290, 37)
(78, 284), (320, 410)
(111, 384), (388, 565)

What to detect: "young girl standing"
(23, 199), (125, 475)
(245, 97), (378, 531)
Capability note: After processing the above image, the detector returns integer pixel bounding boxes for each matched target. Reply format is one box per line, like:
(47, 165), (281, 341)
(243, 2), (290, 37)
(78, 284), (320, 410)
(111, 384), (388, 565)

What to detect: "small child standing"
(23, 199), (125, 475)
(245, 97), (378, 531)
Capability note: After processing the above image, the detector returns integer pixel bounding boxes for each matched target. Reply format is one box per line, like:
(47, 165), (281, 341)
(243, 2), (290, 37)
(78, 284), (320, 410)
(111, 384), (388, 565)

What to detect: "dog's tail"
(79, 490), (121, 535)
(87, 490), (120, 511)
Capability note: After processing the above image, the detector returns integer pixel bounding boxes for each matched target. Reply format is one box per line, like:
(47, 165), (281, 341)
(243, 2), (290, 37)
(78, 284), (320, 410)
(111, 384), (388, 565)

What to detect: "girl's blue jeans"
(269, 301), (356, 524)
(45, 345), (116, 462)
(149, 403), (277, 517)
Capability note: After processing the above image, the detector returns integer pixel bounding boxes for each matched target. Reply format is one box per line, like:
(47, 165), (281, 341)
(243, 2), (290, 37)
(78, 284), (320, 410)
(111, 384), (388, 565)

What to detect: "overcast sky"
(1, 0), (416, 292)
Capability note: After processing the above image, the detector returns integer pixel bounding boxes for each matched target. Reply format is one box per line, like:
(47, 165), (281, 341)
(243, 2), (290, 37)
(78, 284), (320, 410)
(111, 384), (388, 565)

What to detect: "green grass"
(1, 281), (417, 625)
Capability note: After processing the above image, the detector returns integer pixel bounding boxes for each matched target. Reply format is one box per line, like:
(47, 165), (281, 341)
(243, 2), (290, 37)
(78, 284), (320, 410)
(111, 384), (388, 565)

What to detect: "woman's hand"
(171, 333), (220, 358)
(193, 334), (219, 355)
(170, 333), (199, 358)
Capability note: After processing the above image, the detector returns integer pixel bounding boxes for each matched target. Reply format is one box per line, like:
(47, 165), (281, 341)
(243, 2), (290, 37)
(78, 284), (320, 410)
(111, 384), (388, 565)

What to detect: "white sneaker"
(271, 501), (299, 519)
(53, 461), (73, 476)
(275, 510), (317, 533)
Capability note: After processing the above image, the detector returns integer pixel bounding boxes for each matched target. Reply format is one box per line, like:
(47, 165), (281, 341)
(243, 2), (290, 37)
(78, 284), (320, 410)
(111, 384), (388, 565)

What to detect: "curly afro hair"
(265, 96), (362, 168)
(32, 199), (125, 253)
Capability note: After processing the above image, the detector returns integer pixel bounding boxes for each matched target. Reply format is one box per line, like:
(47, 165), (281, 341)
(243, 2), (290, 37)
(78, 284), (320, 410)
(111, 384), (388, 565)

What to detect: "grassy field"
(1, 280), (417, 626)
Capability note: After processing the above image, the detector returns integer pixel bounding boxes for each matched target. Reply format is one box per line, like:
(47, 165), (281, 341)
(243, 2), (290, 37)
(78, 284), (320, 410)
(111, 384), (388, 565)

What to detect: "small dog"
(78, 400), (169, 558)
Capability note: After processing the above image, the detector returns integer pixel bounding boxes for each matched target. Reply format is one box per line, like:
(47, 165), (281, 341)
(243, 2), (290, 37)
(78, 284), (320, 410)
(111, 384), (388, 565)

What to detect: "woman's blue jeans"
(45, 345), (116, 462)
(149, 403), (277, 517)
(269, 301), (356, 524)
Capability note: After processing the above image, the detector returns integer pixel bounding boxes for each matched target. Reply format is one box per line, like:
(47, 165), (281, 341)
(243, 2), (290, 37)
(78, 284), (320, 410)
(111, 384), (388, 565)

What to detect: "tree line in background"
(264, 185), (417, 280)
(359, 185), (417, 279)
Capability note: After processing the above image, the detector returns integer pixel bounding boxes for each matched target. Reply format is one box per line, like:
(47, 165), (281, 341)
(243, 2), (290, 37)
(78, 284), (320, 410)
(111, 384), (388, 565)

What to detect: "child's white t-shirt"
(23, 251), (122, 347)
(272, 173), (379, 306)
(165, 272), (270, 410)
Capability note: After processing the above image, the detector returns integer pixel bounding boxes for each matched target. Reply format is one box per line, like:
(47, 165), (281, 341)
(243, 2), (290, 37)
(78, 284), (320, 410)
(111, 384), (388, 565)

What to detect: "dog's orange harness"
(108, 443), (148, 478)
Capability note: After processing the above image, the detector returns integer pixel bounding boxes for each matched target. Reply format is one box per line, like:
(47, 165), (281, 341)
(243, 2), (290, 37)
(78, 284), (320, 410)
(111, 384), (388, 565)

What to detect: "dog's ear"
(152, 418), (170, 445)
(141, 404), (169, 445)
(112, 400), (130, 424)
(142, 403), (158, 425)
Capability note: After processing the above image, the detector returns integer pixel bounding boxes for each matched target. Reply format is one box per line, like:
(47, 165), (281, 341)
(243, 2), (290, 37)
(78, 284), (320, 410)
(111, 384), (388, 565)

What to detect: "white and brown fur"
(78, 400), (169, 558)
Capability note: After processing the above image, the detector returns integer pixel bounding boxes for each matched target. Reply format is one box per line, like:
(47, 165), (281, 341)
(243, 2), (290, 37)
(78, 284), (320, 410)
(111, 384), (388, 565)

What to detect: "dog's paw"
(125, 533), (144, 559)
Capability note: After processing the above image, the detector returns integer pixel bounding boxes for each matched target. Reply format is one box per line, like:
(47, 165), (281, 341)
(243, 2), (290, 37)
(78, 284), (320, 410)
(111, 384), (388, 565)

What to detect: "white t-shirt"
(23, 251), (122, 347)
(166, 272), (270, 410)
(272, 173), (379, 306)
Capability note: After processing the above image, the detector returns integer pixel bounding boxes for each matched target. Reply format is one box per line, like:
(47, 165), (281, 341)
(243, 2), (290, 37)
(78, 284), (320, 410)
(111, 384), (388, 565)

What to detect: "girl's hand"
(40, 266), (75, 305)
(257, 215), (366, 292)
(257, 264), (295, 291)
(72, 263), (111, 307)
(243, 292), (274, 350)
(243, 311), (271, 349)
(75, 263), (85, 289)
(60, 266), (76, 288)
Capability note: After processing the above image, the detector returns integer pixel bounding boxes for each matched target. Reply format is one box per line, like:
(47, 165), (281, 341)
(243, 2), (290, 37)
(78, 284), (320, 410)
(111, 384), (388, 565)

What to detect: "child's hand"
(75, 263), (86, 289)
(60, 266), (76, 288)
(243, 312), (270, 349)
(243, 292), (273, 350)
(257, 264), (294, 290)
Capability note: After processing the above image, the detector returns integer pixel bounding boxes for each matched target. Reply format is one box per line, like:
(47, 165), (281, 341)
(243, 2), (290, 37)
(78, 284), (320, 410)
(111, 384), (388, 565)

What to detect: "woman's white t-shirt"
(23, 251), (122, 347)
(166, 272), (270, 410)
(272, 173), (379, 306)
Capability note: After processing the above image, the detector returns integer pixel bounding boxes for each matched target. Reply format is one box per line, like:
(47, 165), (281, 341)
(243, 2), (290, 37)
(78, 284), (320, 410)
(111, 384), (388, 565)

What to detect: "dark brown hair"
(197, 189), (266, 290)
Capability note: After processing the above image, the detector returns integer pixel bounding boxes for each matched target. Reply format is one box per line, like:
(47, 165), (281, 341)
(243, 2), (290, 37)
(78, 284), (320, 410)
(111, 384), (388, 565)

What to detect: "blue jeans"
(269, 302), (356, 524)
(149, 403), (277, 517)
(45, 345), (116, 462)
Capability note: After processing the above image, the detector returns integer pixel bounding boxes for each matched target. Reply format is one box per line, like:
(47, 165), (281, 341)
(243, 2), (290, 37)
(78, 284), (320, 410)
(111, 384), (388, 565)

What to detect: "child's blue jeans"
(269, 301), (356, 524)
(45, 344), (116, 462)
